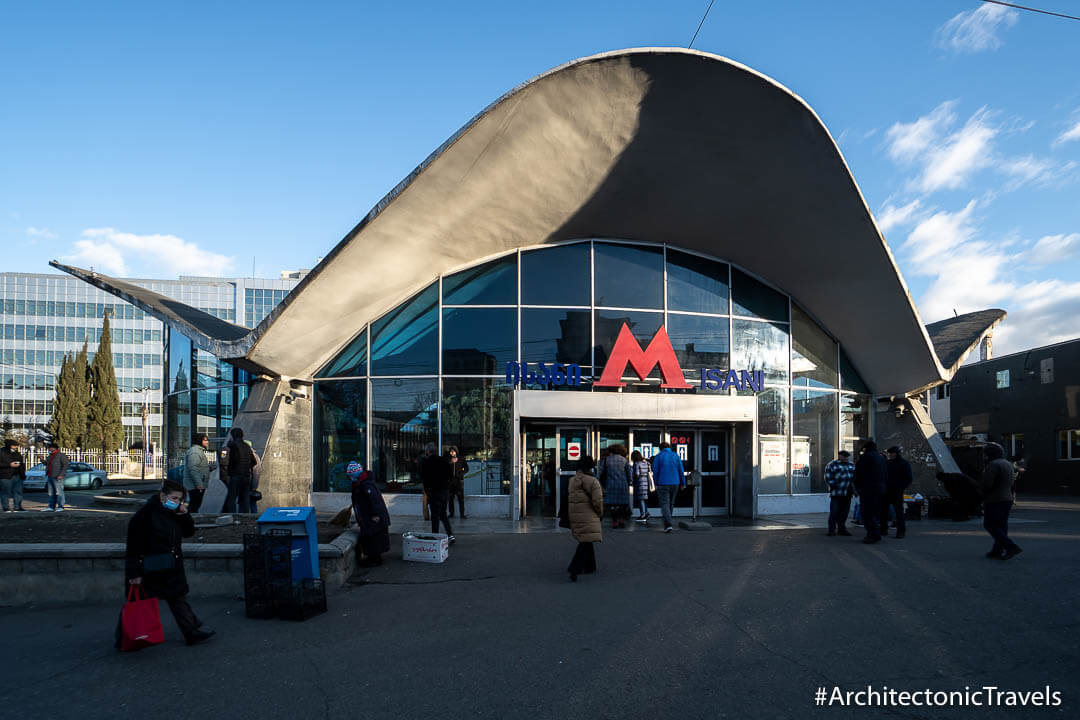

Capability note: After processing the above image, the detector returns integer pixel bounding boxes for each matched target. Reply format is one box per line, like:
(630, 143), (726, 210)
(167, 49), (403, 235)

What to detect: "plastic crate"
(277, 579), (327, 622)
(242, 531), (295, 619)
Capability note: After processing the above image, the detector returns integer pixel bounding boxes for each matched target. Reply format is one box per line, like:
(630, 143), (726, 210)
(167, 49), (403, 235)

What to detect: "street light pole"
(138, 387), (150, 483)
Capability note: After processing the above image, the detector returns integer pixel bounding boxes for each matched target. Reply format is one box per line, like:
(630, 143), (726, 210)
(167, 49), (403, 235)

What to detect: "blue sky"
(2, 0), (1078, 354)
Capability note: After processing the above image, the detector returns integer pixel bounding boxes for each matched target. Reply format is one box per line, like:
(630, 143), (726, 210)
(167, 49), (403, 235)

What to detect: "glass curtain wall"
(163, 328), (252, 473)
(312, 240), (872, 497)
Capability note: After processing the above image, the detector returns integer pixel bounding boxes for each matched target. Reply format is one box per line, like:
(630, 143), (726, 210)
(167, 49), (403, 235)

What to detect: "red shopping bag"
(120, 585), (164, 651)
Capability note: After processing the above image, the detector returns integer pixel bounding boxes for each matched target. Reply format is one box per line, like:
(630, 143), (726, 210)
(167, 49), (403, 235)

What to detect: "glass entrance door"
(557, 426), (590, 519)
(700, 429), (729, 511)
(523, 428), (557, 518)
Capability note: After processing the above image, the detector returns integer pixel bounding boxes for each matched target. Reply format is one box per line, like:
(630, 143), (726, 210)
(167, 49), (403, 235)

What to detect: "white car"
(23, 462), (109, 490)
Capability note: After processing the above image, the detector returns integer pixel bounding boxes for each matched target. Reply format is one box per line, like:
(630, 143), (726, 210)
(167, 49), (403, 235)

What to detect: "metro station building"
(54, 49), (1002, 521)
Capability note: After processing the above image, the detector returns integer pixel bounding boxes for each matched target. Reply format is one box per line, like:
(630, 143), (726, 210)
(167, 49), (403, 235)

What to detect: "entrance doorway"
(520, 423), (730, 519)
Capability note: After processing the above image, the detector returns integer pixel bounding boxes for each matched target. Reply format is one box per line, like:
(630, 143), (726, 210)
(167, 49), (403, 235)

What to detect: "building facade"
(948, 338), (1080, 494)
(0, 272), (299, 449)
(58, 49), (1003, 519)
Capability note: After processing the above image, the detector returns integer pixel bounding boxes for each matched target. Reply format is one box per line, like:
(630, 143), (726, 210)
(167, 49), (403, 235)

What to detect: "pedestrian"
(182, 434), (211, 513)
(1, 437), (27, 511)
(116, 479), (214, 648)
(248, 442), (262, 514)
(981, 443), (1022, 560)
(853, 441), (887, 544)
(882, 446), (913, 539)
(566, 454), (602, 582)
(598, 444), (632, 528)
(651, 441), (686, 533)
(349, 461), (390, 566)
(221, 428), (256, 513)
(630, 450), (652, 523)
(42, 443), (70, 512)
(420, 443), (454, 543)
(446, 445), (468, 519)
(824, 449), (855, 536)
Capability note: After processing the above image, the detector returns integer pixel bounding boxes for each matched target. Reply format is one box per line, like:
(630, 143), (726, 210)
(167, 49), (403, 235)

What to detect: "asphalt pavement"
(1, 498), (1076, 720)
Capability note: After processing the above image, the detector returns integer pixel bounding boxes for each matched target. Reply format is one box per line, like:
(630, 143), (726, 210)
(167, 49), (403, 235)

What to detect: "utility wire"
(981, 0), (1080, 21)
(688, 0), (716, 48)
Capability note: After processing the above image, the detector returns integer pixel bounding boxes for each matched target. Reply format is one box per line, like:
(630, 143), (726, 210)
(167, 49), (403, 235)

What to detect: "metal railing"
(22, 446), (165, 479)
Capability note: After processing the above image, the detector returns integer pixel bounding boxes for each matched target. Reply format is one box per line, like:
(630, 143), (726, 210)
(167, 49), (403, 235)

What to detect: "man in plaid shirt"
(824, 449), (856, 536)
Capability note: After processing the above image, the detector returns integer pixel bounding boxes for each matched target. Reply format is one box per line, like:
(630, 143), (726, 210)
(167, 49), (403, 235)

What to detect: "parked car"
(23, 462), (109, 490)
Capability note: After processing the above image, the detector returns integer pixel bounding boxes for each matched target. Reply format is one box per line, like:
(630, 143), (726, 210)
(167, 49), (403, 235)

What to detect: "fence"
(22, 446), (165, 479)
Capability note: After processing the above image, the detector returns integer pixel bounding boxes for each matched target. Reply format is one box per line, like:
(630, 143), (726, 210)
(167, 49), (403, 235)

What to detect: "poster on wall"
(760, 439), (787, 494)
(791, 439), (811, 493)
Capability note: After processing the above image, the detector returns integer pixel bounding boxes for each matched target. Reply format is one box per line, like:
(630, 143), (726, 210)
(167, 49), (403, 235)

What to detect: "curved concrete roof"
(59, 48), (957, 395)
(249, 48), (948, 394)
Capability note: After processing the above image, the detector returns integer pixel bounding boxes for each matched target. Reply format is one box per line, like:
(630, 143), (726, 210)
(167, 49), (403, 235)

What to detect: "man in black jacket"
(882, 446), (914, 539)
(0, 438), (26, 511)
(420, 443), (454, 543)
(854, 441), (887, 544)
(117, 479), (214, 647)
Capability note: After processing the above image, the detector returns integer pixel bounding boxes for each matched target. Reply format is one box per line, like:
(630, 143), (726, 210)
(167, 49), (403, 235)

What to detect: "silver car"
(23, 461), (109, 490)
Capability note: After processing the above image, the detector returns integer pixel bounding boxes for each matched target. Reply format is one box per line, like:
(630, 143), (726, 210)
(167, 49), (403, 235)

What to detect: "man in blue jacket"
(651, 442), (686, 533)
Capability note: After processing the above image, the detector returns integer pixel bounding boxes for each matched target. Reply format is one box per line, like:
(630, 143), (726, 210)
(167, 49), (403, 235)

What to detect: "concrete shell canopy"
(62, 48), (953, 396)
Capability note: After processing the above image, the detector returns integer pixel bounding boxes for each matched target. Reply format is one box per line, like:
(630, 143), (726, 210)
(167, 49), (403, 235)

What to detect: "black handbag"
(142, 552), (176, 572)
(249, 490), (263, 501)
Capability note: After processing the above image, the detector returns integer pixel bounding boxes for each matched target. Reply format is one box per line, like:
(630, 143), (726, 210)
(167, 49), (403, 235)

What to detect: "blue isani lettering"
(741, 369), (763, 392)
(505, 361), (582, 388)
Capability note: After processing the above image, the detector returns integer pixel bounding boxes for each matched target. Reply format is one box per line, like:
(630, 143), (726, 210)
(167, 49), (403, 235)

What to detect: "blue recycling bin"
(257, 507), (320, 580)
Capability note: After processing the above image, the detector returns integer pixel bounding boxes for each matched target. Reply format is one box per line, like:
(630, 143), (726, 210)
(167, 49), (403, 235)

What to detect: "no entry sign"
(567, 442), (581, 461)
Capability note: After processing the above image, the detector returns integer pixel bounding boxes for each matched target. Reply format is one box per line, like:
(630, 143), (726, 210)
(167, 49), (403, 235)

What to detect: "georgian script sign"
(505, 323), (764, 393)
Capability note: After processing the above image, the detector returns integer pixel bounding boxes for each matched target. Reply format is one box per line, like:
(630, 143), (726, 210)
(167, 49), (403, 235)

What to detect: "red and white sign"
(594, 323), (692, 389)
(567, 442), (582, 461)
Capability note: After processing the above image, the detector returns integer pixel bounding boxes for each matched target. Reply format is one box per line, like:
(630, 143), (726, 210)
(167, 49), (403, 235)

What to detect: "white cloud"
(1056, 120), (1080, 146)
(886, 101), (957, 163)
(25, 227), (57, 239)
(1028, 233), (1080, 264)
(936, 4), (1019, 54)
(61, 227), (235, 278)
(877, 199), (923, 234)
(918, 108), (997, 192)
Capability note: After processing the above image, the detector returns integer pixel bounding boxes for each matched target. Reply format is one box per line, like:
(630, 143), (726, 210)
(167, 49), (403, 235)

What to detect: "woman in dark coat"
(117, 479), (214, 647)
(599, 444), (632, 528)
(446, 446), (468, 519)
(349, 461), (391, 566)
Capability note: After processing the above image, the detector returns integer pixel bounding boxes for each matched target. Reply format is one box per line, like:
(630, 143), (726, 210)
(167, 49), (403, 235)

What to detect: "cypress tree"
(47, 354), (73, 446)
(87, 313), (125, 453)
(73, 342), (91, 447)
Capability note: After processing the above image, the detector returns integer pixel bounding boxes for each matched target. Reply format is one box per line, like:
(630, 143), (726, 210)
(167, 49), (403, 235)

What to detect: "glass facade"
(312, 240), (872, 497)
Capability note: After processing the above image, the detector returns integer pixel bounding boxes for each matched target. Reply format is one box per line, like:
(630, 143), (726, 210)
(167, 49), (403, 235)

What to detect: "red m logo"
(594, 323), (692, 389)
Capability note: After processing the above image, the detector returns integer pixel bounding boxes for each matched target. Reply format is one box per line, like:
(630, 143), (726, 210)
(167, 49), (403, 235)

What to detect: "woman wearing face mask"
(116, 479), (214, 648)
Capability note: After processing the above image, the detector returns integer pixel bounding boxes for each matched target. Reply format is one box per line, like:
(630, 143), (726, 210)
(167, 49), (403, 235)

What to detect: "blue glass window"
(732, 319), (789, 384)
(442, 308), (517, 375)
(521, 243), (590, 306)
(314, 379), (367, 493)
(840, 348), (870, 393)
(442, 255), (517, 305)
(520, 308), (592, 370)
(732, 269), (788, 322)
(667, 250), (729, 315)
(318, 329), (368, 378)
(594, 242), (663, 309)
(370, 284), (438, 375)
(667, 313), (729, 388)
(791, 305), (837, 389)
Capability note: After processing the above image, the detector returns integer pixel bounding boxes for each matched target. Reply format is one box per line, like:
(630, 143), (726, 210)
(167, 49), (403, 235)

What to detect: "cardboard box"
(402, 532), (449, 563)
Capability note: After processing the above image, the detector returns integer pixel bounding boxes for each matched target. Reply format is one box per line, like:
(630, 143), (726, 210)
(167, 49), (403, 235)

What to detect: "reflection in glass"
(441, 379), (512, 495)
(667, 313), (729, 389)
(166, 391), (191, 471)
(759, 436), (788, 494)
(792, 390), (836, 494)
(442, 308), (516, 375)
(732, 269), (788, 321)
(443, 255), (517, 306)
(520, 308), (592, 369)
(371, 284), (438, 376)
(732, 319), (789, 384)
(667, 249), (729, 315)
(840, 393), (870, 439)
(314, 380), (367, 493)
(195, 388), (234, 439)
(593, 242), (663, 309)
(758, 387), (789, 436)
(840, 349), (870, 393)
(318, 329), (367, 378)
(521, 243), (590, 306)
(168, 331), (192, 394)
(371, 378), (438, 493)
(792, 305), (838, 389)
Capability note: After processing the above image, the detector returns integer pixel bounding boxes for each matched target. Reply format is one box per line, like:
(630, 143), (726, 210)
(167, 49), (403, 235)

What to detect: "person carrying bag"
(118, 584), (164, 651)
